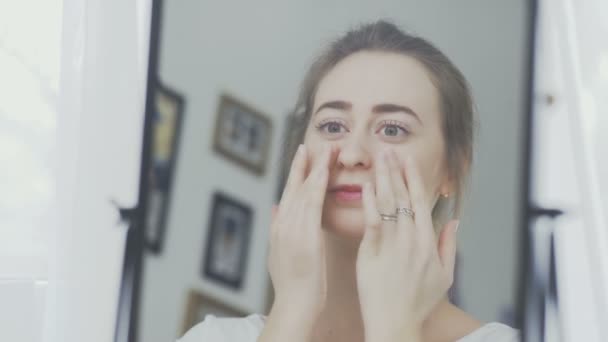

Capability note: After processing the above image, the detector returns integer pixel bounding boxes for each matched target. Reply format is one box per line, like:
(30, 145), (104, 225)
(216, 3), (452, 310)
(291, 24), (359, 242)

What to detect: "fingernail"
(297, 144), (304, 156)
(454, 220), (460, 233)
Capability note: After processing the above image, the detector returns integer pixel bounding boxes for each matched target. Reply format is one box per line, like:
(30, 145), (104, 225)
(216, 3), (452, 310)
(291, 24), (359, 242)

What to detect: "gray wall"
(139, 1), (528, 341)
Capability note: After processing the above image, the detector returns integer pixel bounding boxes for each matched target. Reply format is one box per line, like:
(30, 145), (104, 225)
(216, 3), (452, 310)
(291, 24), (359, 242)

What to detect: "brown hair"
(281, 20), (475, 225)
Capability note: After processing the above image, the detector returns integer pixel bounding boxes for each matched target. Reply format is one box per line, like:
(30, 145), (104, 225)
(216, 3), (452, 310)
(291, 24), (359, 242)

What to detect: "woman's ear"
(438, 173), (454, 198)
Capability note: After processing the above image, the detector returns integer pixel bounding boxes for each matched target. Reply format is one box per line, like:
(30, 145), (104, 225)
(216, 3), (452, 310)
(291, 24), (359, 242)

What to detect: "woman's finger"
(304, 146), (333, 226)
(403, 156), (435, 246)
(269, 204), (280, 243)
(271, 204), (279, 222)
(437, 220), (459, 285)
(280, 144), (308, 205)
(387, 150), (413, 224)
(359, 182), (382, 257)
(374, 150), (397, 228)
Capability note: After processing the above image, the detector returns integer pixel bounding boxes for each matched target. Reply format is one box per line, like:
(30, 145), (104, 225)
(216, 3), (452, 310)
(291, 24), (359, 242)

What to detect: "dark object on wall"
(180, 289), (247, 336)
(144, 82), (185, 254)
(213, 94), (272, 176)
(203, 192), (253, 290)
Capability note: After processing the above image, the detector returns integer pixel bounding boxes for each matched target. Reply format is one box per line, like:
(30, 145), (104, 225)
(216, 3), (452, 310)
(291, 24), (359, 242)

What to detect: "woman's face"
(303, 51), (450, 241)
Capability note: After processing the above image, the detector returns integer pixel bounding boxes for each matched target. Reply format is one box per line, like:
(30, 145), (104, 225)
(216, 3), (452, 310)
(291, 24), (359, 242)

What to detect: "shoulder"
(457, 322), (520, 342)
(177, 314), (267, 342)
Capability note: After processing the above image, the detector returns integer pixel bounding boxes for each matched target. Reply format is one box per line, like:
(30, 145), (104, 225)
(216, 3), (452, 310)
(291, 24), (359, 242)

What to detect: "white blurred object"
(0, 1), (61, 341)
(43, 0), (151, 342)
(527, 0), (608, 341)
(554, 0), (608, 339)
(0, 279), (47, 342)
(0, 0), (62, 278)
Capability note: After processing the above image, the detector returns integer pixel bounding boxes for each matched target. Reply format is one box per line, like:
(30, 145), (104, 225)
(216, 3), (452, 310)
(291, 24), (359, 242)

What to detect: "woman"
(179, 20), (519, 342)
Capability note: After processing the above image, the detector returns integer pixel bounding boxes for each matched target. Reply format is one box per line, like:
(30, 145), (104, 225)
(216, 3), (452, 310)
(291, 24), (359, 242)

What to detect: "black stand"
(113, 1), (163, 341)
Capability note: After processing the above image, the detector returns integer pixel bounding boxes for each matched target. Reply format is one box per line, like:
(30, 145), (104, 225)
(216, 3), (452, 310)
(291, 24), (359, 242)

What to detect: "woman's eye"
(315, 120), (348, 135)
(326, 122), (342, 133)
(383, 125), (401, 136)
(378, 122), (409, 137)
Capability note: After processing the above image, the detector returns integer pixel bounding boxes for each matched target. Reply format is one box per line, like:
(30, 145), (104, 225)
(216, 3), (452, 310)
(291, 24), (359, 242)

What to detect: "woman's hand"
(356, 149), (459, 342)
(260, 144), (337, 341)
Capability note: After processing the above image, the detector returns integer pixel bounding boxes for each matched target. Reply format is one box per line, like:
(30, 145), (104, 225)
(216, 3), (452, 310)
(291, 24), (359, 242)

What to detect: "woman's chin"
(321, 206), (366, 241)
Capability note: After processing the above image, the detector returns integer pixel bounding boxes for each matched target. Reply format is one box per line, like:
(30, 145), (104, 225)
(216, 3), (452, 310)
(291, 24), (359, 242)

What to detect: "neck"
(311, 229), (364, 342)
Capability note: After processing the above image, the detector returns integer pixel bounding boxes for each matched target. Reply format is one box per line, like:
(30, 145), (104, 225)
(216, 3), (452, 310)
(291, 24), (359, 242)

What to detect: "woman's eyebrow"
(314, 100), (352, 114)
(372, 103), (422, 124)
(314, 101), (422, 125)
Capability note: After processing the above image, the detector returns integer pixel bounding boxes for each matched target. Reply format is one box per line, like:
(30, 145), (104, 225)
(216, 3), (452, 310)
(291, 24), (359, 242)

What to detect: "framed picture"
(180, 289), (247, 335)
(212, 94), (273, 176)
(202, 192), (253, 289)
(144, 81), (184, 254)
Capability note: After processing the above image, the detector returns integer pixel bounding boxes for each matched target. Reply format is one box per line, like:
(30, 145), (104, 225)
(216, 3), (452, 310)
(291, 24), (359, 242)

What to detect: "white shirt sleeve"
(457, 322), (521, 342)
(176, 314), (265, 342)
(177, 314), (518, 342)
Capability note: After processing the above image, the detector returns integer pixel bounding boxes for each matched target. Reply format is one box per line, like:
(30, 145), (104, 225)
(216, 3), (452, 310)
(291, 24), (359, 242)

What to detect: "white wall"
(139, 1), (528, 341)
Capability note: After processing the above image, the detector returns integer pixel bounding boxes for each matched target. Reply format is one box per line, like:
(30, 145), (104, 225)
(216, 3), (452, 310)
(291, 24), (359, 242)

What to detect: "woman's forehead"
(313, 51), (441, 120)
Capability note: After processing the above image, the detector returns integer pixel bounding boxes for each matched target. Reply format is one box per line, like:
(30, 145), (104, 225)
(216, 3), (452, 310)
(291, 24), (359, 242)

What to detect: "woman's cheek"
(303, 141), (324, 167)
(304, 122), (322, 142)
(418, 157), (445, 201)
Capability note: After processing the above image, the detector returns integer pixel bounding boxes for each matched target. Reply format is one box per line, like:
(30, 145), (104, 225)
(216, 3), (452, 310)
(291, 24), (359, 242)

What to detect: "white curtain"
(0, 0), (61, 341)
(533, 0), (608, 341)
(42, 1), (151, 342)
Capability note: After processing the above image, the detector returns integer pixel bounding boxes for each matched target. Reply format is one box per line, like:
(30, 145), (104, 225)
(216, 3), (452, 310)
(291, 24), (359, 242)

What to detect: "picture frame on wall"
(180, 289), (247, 335)
(212, 94), (273, 176)
(202, 192), (253, 290)
(144, 81), (185, 254)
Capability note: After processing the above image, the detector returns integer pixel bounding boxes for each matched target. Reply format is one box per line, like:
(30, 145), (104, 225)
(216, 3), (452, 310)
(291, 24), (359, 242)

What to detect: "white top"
(177, 314), (520, 342)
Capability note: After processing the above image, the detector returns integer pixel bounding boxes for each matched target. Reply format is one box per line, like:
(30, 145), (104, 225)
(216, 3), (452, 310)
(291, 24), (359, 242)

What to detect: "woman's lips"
(334, 190), (362, 201)
(329, 185), (363, 202)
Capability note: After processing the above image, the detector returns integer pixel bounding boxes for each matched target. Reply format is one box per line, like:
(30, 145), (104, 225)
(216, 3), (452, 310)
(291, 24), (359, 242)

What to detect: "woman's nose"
(336, 138), (372, 169)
